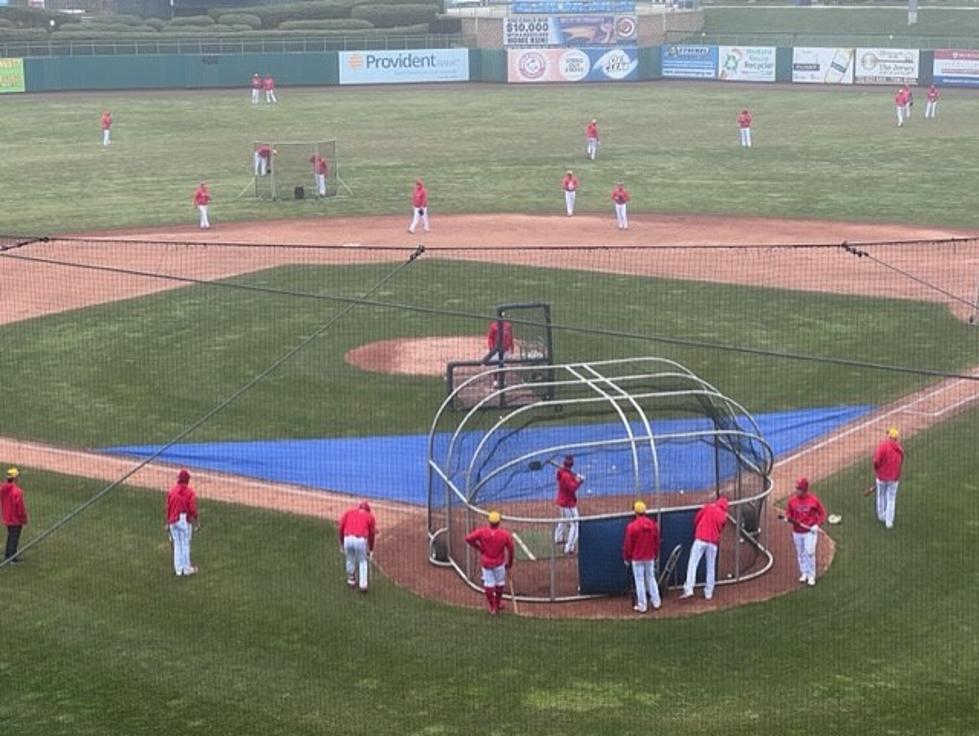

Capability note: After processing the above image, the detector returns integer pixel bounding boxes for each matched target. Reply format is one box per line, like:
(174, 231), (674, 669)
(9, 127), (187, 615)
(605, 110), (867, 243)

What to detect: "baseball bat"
(777, 513), (830, 538)
(864, 484), (876, 497)
(507, 571), (519, 615)
(527, 459), (585, 481)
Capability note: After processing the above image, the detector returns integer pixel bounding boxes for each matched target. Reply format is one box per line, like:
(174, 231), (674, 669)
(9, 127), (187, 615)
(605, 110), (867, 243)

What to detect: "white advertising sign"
(717, 46), (776, 82)
(792, 47), (854, 85)
(855, 48), (919, 84)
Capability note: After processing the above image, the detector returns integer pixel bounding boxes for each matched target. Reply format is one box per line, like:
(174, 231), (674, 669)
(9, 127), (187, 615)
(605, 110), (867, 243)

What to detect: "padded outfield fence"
(0, 233), (978, 604)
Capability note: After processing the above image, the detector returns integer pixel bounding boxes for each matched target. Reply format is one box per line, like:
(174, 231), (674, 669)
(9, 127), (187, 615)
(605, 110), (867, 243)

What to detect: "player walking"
(465, 511), (515, 615)
(310, 154), (329, 197)
(338, 501), (376, 592)
(250, 73), (262, 105)
(925, 85), (939, 119)
(193, 182), (211, 229)
(263, 74), (278, 104)
(785, 478), (826, 587)
(585, 119), (599, 160)
(623, 500), (661, 613)
(902, 84), (913, 120)
(737, 108), (752, 148)
(895, 87), (908, 127)
(165, 469), (199, 577)
(873, 427), (905, 529)
(680, 495), (729, 601)
(101, 110), (112, 146)
(408, 179), (429, 234)
(554, 455), (584, 556)
(611, 181), (630, 230)
(561, 170), (579, 216)
(1, 468), (27, 564)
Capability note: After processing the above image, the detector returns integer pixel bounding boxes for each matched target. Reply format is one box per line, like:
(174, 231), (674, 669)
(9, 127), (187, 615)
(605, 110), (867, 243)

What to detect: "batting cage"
(253, 140), (345, 200)
(428, 356), (775, 602)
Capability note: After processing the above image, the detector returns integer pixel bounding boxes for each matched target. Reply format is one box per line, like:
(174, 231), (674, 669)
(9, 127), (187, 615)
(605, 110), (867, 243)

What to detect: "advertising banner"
(717, 46), (776, 82)
(504, 14), (637, 47)
(512, 0), (635, 13)
(661, 45), (718, 79)
(507, 47), (638, 83)
(854, 48), (919, 84)
(338, 49), (469, 85)
(933, 49), (979, 87)
(791, 47), (854, 84)
(0, 58), (25, 94)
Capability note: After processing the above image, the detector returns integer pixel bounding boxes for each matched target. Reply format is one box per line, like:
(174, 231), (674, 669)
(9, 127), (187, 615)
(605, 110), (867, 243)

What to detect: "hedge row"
(89, 13), (144, 25)
(216, 13), (263, 29)
(350, 3), (437, 28)
(42, 24), (430, 41)
(166, 15), (215, 27)
(209, 1), (358, 26)
(277, 18), (373, 29)
(146, 18), (165, 30)
(0, 18), (13, 28)
(0, 28), (51, 41)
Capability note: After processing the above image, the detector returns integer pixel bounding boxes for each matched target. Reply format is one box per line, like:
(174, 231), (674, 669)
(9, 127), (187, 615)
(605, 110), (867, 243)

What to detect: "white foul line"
(511, 532), (537, 561)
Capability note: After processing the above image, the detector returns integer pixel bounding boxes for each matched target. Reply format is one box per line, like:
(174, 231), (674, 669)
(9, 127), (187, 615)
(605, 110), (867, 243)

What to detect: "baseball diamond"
(2, 54), (979, 736)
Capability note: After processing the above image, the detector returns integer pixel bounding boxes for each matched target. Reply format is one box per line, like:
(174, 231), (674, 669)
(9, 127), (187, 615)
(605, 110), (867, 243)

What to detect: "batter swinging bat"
(526, 459), (585, 482)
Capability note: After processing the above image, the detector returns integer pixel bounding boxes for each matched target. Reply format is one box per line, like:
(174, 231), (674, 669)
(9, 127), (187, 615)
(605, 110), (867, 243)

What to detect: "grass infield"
(3, 83), (979, 233)
(2, 405), (978, 735)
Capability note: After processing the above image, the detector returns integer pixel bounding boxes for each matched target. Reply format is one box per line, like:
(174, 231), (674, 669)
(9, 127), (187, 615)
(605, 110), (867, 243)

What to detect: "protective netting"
(253, 140), (338, 200)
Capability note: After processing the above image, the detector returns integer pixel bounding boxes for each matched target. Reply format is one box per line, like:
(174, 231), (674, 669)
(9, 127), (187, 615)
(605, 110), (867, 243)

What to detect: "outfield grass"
(5, 84), (979, 233)
(3, 403), (978, 735)
(1, 260), (974, 447)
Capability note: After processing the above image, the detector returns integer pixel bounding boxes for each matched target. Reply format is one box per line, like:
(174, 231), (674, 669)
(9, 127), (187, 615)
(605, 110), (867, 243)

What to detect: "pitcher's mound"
(346, 336), (486, 377)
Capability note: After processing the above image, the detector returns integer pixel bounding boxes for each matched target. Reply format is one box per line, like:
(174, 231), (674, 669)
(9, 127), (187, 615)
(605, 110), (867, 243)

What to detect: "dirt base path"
(3, 213), (978, 618)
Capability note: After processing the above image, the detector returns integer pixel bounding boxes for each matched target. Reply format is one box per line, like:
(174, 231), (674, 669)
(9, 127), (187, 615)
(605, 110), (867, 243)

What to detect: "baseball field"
(2, 80), (978, 735)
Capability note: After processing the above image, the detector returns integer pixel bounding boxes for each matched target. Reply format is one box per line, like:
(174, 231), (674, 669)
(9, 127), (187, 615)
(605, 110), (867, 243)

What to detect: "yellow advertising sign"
(0, 58), (26, 94)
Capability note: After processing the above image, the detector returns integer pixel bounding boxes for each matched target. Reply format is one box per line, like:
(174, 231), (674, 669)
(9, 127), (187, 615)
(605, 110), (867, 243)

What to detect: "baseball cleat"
(679, 591), (693, 600)
(799, 575), (807, 583)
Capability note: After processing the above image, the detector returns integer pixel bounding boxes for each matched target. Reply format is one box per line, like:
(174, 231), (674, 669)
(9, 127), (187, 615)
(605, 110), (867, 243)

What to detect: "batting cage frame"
(428, 356), (775, 603)
(252, 139), (353, 201)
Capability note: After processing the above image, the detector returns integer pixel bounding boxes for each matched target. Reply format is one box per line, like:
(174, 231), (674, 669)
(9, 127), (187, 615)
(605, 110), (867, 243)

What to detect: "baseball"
(726, 573), (733, 579)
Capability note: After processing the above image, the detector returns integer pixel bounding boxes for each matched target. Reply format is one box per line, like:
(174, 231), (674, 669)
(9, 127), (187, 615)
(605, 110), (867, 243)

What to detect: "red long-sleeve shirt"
(263, 76), (275, 90)
(555, 467), (581, 508)
(623, 514), (659, 562)
(486, 320), (514, 351)
(465, 526), (514, 569)
(412, 184), (428, 207)
(338, 507), (376, 551)
(786, 492), (826, 534)
(737, 111), (752, 128)
(927, 87), (939, 102)
(611, 186), (630, 205)
(0, 482), (27, 526)
(166, 483), (198, 525)
(101, 113), (112, 130)
(561, 173), (579, 192)
(251, 74), (262, 89)
(310, 155), (328, 175)
(873, 439), (905, 481)
(193, 186), (210, 206)
(585, 121), (598, 140)
(693, 497), (728, 544)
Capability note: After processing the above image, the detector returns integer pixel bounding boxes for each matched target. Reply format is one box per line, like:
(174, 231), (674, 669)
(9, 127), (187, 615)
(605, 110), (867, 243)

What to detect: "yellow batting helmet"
(887, 427), (900, 440)
(488, 511), (502, 525)
(6, 467), (19, 479)
(633, 500), (646, 514)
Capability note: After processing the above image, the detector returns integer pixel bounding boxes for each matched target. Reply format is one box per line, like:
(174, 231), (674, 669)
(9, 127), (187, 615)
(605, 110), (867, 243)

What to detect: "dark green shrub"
(350, 3), (436, 28)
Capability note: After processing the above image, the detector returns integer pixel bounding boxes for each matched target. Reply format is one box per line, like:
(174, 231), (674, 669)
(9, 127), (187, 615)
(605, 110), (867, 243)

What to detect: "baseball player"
(1, 468), (27, 564)
(193, 182), (211, 230)
(561, 169), (579, 216)
(680, 495), (729, 600)
(873, 427), (905, 529)
(254, 145), (272, 177)
(165, 469), (199, 576)
(785, 478), (826, 586)
(263, 74), (278, 104)
(737, 108), (752, 148)
(623, 500), (661, 613)
(310, 154), (329, 197)
(101, 110), (112, 146)
(250, 73), (262, 105)
(464, 511), (515, 615)
(408, 179), (429, 234)
(925, 85), (939, 119)
(554, 455), (584, 556)
(902, 84), (913, 120)
(338, 501), (376, 592)
(895, 87), (908, 127)
(585, 119), (599, 160)
(611, 181), (630, 230)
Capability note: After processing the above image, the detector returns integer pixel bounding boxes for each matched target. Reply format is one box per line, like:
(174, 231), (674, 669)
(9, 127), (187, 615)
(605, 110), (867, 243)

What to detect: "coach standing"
(680, 494), (729, 601)
(408, 179), (429, 234)
(561, 169), (579, 216)
(611, 181), (630, 231)
(338, 501), (376, 592)
(585, 119), (599, 160)
(554, 455), (583, 556)
(465, 511), (514, 615)
(1, 468), (27, 564)
(101, 110), (112, 147)
(166, 469), (199, 577)
(623, 501), (661, 613)
(786, 478), (826, 587)
(193, 182), (211, 230)
(873, 427), (905, 529)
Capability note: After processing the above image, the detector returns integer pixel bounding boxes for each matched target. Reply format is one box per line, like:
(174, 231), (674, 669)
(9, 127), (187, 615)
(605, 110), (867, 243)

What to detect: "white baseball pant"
(792, 529), (818, 583)
(554, 506), (579, 554)
(481, 563), (506, 588)
(265, 89), (278, 104)
(740, 127), (752, 147)
(615, 203), (628, 230)
(925, 100), (937, 118)
(631, 559), (661, 612)
(251, 88), (260, 105)
(408, 207), (429, 234)
(683, 539), (718, 599)
(254, 153), (268, 177)
(344, 535), (369, 590)
(586, 137), (598, 159)
(876, 479), (900, 529)
(198, 205), (210, 229)
(169, 513), (194, 575)
(102, 129), (111, 146)
(315, 173), (326, 196)
(896, 105), (905, 126)
(564, 189), (576, 216)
